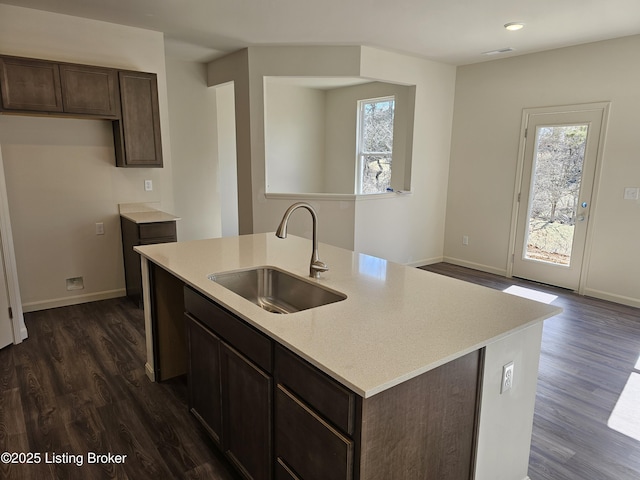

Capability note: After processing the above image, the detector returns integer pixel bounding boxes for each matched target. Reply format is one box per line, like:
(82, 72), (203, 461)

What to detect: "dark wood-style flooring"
(1, 263), (638, 479)
(0, 299), (238, 480)
(420, 263), (640, 480)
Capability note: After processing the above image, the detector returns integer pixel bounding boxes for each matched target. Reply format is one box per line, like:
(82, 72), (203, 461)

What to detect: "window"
(356, 96), (395, 194)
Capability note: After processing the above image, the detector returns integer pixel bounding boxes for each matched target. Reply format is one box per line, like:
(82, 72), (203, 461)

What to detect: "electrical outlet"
(501, 361), (514, 394)
(144, 179), (153, 192)
(623, 187), (639, 200)
(95, 222), (104, 235)
(462, 235), (469, 246)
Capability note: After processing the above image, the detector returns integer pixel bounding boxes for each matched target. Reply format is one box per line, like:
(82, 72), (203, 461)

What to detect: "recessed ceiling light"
(504, 22), (525, 31)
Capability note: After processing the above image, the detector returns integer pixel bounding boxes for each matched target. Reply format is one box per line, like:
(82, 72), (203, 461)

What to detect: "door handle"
(577, 215), (586, 222)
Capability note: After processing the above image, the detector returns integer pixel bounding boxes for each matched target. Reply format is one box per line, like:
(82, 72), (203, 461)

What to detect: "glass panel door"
(512, 104), (607, 290)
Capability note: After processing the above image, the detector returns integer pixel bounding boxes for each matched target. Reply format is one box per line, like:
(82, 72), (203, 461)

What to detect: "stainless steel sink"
(208, 267), (346, 314)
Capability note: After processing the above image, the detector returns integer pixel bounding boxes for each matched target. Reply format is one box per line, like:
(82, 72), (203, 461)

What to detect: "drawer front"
(138, 221), (176, 240)
(276, 385), (353, 480)
(139, 236), (176, 246)
(184, 287), (273, 373)
(275, 345), (355, 435)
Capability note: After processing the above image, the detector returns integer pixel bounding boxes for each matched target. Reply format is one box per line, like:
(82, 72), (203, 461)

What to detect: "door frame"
(0, 145), (27, 344)
(506, 102), (610, 293)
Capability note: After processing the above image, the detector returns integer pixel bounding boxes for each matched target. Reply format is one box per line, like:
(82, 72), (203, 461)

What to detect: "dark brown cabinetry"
(114, 71), (163, 167)
(0, 54), (163, 168)
(121, 216), (176, 304)
(186, 317), (223, 444)
(59, 64), (119, 117)
(185, 287), (273, 480)
(180, 282), (482, 480)
(274, 344), (356, 480)
(0, 56), (63, 112)
(222, 343), (272, 479)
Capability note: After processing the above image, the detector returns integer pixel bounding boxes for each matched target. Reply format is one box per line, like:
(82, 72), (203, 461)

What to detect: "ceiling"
(2, 0), (640, 65)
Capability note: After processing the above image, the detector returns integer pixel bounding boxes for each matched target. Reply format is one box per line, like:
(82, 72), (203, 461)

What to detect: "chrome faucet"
(275, 202), (329, 279)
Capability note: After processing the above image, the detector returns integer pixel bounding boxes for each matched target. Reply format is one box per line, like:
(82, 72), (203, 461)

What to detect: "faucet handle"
(310, 260), (329, 278)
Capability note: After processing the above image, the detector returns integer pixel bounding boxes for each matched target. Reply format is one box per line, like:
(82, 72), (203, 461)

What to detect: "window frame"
(355, 95), (396, 195)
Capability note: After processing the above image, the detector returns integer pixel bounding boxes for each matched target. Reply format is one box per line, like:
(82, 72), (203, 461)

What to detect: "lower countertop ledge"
(119, 202), (181, 224)
(135, 233), (562, 398)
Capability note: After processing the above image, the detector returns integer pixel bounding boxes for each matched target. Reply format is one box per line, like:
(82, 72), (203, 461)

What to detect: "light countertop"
(135, 233), (561, 397)
(119, 202), (180, 224)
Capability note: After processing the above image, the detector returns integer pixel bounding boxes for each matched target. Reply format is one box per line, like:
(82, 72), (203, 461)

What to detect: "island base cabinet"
(186, 315), (223, 446)
(221, 343), (272, 480)
(182, 284), (482, 480)
(358, 349), (482, 480)
(185, 287), (273, 480)
(275, 385), (354, 480)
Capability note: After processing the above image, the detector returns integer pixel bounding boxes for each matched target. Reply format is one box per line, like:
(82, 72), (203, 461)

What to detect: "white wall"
(325, 81), (414, 194)
(208, 46), (456, 264)
(355, 47), (456, 265)
(165, 52), (221, 240)
(0, 4), (174, 310)
(264, 82), (326, 193)
(476, 322), (544, 480)
(445, 35), (640, 307)
(216, 83), (239, 237)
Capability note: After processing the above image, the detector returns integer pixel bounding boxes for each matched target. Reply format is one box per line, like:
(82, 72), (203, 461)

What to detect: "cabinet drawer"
(276, 385), (353, 480)
(275, 345), (355, 435)
(138, 222), (176, 239)
(184, 287), (273, 373)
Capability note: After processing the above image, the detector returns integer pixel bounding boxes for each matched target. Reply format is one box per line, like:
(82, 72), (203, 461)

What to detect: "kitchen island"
(135, 233), (561, 480)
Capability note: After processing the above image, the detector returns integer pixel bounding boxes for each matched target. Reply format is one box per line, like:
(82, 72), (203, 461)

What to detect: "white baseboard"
(583, 288), (640, 309)
(145, 362), (156, 382)
(406, 256), (443, 267)
(442, 256), (508, 276)
(22, 288), (126, 313)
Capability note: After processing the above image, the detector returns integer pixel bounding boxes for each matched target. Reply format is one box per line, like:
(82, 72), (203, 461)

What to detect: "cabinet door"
(186, 315), (223, 446)
(221, 343), (272, 480)
(59, 64), (119, 117)
(275, 385), (354, 480)
(115, 70), (163, 167)
(0, 56), (63, 112)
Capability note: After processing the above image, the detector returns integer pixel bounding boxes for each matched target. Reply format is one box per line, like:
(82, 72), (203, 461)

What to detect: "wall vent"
(482, 47), (516, 56)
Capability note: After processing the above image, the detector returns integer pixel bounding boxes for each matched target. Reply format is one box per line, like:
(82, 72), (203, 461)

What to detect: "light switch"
(95, 222), (104, 235)
(623, 187), (639, 200)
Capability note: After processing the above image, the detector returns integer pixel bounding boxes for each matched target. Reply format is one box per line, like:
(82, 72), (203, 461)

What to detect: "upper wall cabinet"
(0, 55), (163, 168)
(59, 64), (120, 117)
(113, 71), (163, 167)
(0, 56), (63, 112)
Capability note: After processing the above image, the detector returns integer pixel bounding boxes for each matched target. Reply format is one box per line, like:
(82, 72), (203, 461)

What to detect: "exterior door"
(512, 105), (607, 290)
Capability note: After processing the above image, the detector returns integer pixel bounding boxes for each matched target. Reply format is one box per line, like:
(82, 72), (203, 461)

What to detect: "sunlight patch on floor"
(502, 285), (558, 304)
(608, 372), (640, 442)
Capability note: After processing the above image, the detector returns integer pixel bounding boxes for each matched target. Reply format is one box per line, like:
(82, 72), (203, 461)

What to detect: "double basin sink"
(208, 267), (346, 314)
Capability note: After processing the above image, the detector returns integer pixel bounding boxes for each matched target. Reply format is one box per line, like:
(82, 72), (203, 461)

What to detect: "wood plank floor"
(420, 263), (640, 480)
(0, 299), (238, 480)
(1, 265), (638, 479)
